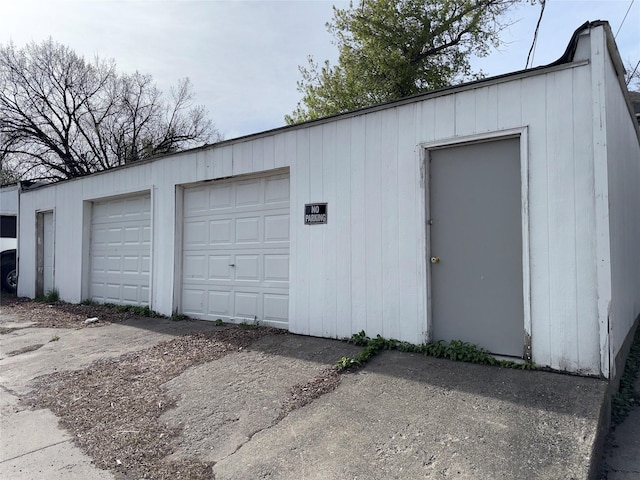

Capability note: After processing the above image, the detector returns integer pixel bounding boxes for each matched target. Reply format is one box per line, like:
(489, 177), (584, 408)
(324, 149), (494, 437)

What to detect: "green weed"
(102, 303), (163, 318)
(239, 316), (261, 329)
(36, 288), (60, 303)
(336, 331), (535, 371)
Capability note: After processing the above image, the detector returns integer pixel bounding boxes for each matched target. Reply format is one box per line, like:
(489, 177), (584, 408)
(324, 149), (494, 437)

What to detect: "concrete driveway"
(0, 307), (608, 479)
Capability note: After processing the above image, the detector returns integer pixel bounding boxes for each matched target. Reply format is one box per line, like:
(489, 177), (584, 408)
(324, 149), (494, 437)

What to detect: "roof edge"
(22, 21), (612, 191)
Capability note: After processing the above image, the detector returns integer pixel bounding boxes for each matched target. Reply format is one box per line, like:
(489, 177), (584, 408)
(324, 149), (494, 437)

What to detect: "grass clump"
(36, 288), (60, 303)
(170, 312), (188, 321)
(239, 317), (261, 329)
(81, 300), (164, 318)
(102, 303), (163, 318)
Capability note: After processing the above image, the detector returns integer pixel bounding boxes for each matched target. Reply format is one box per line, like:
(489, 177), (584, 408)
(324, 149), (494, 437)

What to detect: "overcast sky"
(1, 0), (639, 140)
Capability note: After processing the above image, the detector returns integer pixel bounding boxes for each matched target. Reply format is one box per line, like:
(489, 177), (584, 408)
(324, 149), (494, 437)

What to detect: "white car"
(1, 214), (17, 293)
(1, 184), (18, 293)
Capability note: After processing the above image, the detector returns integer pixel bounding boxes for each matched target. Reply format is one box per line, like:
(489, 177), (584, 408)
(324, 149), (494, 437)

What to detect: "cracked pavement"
(1, 305), (612, 479)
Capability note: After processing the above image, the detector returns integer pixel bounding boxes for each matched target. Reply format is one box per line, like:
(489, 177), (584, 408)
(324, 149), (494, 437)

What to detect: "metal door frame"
(419, 127), (531, 360)
(35, 209), (55, 297)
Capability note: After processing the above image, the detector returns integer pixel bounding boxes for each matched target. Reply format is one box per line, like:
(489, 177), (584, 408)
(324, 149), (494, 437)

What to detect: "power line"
(627, 58), (640, 87)
(615, 0), (635, 39)
(526, 0), (546, 69)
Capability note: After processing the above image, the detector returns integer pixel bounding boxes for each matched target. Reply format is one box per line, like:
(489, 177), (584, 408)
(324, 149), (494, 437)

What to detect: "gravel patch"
(4, 299), (354, 479)
(1, 295), (141, 330)
(24, 327), (283, 480)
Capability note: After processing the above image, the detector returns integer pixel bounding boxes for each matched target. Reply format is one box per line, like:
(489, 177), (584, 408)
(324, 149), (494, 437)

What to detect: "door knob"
(430, 256), (440, 264)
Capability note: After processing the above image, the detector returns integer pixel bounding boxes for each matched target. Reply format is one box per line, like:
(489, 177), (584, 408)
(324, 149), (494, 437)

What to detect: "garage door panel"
(182, 288), (205, 314)
(264, 254), (289, 282)
(124, 226), (144, 244)
(210, 184), (234, 211)
(235, 217), (260, 243)
(263, 294), (288, 325)
(91, 255), (106, 273)
(184, 187), (208, 214)
(141, 255), (150, 274)
(107, 228), (123, 245)
(93, 197), (150, 224)
(236, 180), (261, 207)
(125, 197), (150, 219)
(210, 219), (233, 244)
(208, 291), (232, 316)
(184, 221), (207, 245)
(235, 292), (259, 319)
(265, 176), (289, 204)
(140, 285), (150, 303)
(123, 256), (141, 274)
(182, 174), (289, 327)
(90, 193), (150, 306)
(122, 284), (142, 303)
(264, 214), (289, 243)
(106, 256), (121, 273)
(142, 225), (151, 244)
(107, 203), (122, 218)
(209, 255), (232, 280)
(106, 283), (121, 302)
(184, 254), (207, 279)
(92, 226), (108, 247)
(235, 254), (260, 281)
(92, 202), (112, 222)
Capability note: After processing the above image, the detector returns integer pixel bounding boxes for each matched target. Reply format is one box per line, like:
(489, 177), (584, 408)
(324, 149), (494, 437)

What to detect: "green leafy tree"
(287, 0), (528, 124)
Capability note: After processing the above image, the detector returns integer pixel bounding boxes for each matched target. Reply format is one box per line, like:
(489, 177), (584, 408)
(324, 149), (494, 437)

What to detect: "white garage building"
(17, 22), (640, 379)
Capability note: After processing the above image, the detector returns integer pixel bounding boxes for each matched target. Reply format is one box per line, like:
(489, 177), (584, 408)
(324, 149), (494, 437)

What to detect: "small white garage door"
(182, 173), (290, 327)
(89, 193), (151, 305)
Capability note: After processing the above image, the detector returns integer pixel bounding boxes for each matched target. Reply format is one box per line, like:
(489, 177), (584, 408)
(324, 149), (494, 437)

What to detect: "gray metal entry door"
(429, 137), (523, 357)
(36, 210), (54, 297)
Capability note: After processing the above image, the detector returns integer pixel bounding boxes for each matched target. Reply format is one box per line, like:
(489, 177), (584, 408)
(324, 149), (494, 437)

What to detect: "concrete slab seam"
(0, 439), (72, 464)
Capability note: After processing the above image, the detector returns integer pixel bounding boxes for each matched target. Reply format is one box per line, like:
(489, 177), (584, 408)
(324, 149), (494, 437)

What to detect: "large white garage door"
(89, 194), (151, 306)
(182, 173), (290, 327)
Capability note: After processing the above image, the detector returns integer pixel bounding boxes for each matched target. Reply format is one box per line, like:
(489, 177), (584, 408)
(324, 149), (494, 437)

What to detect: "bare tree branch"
(0, 38), (222, 181)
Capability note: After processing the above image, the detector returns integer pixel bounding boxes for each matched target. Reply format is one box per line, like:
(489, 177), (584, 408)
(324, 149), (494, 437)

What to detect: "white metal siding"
(0, 185), (18, 215)
(89, 194), (151, 305)
(602, 38), (640, 376)
(181, 173), (290, 327)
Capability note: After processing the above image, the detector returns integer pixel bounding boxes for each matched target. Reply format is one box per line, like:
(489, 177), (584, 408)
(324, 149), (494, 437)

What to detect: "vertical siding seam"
(572, 67), (580, 369)
(363, 119), (368, 334)
(394, 110), (401, 340)
(379, 115), (384, 336)
(545, 73), (553, 368)
(343, 122), (352, 338)
(307, 131), (312, 335)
